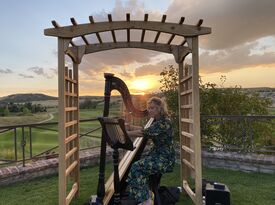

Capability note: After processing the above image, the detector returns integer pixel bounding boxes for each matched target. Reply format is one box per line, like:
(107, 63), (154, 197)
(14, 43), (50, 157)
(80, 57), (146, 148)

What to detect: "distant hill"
(1, 88), (274, 107)
(0, 93), (122, 105)
(0, 93), (57, 103)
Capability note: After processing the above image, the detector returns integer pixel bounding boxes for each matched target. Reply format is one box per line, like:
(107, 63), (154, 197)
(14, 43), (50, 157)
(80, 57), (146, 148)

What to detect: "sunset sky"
(0, 0), (275, 97)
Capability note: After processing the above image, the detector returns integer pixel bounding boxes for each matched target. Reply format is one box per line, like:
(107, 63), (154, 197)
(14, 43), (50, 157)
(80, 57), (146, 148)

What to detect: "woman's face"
(147, 102), (161, 118)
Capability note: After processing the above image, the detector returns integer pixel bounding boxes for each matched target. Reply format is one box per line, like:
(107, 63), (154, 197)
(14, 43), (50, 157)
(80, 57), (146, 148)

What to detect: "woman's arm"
(125, 123), (143, 131)
(127, 129), (144, 138)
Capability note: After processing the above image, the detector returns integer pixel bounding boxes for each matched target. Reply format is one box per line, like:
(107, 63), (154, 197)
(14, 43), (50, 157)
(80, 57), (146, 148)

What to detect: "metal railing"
(1, 115), (275, 167)
(0, 118), (102, 167)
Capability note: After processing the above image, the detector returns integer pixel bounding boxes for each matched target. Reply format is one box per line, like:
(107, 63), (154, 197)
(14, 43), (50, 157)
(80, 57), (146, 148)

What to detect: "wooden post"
(58, 37), (67, 205)
(177, 61), (185, 186)
(58, 37), (80, 205)
(73, 61), (80, 197)
(191, 36), (202, 205)
(176, 40), (202, 204)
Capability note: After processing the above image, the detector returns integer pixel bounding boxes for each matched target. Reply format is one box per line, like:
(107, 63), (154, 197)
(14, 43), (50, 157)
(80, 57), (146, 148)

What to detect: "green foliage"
(22, 107), (31, 115)
(200, 78), (271, 115)
(79, 99), (101, 109)
(8, 102), (20, 112)
(3, 107), (10, 116)
(31, 104), (47, 113)
(159, 64), (274, 149)
(160, 65), (179, 115)
(0, 102), (47, 114)
(0, 107), (4, 116)
(0, 107), (10, 116)
(160, 65), (179, 140)
(199, 77), (273, 150)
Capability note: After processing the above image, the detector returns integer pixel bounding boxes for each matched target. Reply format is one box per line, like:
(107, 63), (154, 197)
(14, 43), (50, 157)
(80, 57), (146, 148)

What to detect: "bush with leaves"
(200, 77), (273, 150)
(160, 65), (179, 140)
(79, 99), (100, 109)
(159, 65), (273, 149)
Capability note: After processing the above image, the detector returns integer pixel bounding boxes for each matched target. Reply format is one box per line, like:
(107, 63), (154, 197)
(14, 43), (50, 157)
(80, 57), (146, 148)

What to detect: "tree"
(159, 64), (273, 148)
(0, 107), (4, 116)
(8, 102), (19, 112)
(160, 65), (179, 116)
(200, 77), (271, 115)
(3, 107), (9, 116)
(199, 78), (272, 149)
(31, 104), (47, 113)
(24, 102), (33, 111)
(79, 99), (98, 109)
(22, 107), (31, 115)
(160, 65), (179, 140)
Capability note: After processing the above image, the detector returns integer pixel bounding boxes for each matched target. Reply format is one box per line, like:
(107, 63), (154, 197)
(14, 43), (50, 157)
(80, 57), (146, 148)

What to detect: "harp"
(91, 73), (153, 205)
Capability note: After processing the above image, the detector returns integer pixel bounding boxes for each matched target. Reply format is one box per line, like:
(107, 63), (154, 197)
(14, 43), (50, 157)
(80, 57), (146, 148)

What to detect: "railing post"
(21, 127), (26, 167)
(243, 118), (247, 151)
(29, 126), (32, 158)
(14, 128), (17, 161)
(248, 118), (253, 151)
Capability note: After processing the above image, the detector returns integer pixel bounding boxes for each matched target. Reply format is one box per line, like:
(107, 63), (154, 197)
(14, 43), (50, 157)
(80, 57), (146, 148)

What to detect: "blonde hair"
(147, 96), (169, 117)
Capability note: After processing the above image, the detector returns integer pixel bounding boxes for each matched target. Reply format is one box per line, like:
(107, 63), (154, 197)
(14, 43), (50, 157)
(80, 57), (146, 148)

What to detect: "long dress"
(127, 116), (176, 203)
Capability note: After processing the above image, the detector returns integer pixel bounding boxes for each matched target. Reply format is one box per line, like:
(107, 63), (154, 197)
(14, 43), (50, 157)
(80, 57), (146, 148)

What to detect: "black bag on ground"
(158, 186), (180, 205)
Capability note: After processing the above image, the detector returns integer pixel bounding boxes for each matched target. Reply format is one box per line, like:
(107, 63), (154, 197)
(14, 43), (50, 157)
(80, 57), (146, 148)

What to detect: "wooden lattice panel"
(59, 63), (80, 205)
(178, 37), (202, 204)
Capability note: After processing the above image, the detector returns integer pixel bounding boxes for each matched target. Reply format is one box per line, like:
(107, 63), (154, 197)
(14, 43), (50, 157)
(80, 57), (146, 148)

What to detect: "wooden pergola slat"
(180, 39), (187, 46)
(126, 13), (130, 42)
(196, 19), (203, 28)
(167, 17), (185, 45)
(89, 16), (103, 44)
(140, 14), (148, 43)
(45, 20), (211, 38)
(52, 20), (75, 47)
(70, 18), (89, 45)
(180, 19), (203, 46)
(108, 14), (117, 43)
(153, 15), (166, 43)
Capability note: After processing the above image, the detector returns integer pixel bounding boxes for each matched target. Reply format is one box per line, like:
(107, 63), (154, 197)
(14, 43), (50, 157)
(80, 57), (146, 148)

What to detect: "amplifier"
(205, 182), (230, 205)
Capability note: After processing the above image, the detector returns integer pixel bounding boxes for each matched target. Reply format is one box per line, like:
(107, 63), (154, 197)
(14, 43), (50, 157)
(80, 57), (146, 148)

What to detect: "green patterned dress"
(127, 116), (176, 203)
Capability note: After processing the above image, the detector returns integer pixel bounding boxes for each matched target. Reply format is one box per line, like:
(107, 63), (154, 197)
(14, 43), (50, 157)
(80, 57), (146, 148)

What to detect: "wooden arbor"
(44, 13), (211, 205)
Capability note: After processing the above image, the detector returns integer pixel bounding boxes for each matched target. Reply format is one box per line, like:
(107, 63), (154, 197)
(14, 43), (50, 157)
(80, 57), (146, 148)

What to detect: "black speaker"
(205, 183), (230, 205)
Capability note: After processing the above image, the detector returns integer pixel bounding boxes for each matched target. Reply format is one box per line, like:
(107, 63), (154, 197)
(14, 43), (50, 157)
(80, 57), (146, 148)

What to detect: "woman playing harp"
(126, 97), (176, 205)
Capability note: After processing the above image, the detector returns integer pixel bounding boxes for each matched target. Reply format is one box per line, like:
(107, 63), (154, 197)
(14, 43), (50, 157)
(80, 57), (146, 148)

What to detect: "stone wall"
(1, 147), (275, 187)
(0, 147), (113, 186)
(202, 150), (275, 174)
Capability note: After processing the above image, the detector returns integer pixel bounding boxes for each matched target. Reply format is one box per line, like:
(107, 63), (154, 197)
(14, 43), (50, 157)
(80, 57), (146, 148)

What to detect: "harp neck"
(104, 73), (148, 118)
(144, 117), (154, 129)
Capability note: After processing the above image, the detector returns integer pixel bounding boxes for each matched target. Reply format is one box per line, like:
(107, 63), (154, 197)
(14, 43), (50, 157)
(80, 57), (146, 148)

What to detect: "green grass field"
(0, 164), (274, 205)
(0, 104), (122, 161)
(1, 103), (274, 161)
(0, 113), (50, 126)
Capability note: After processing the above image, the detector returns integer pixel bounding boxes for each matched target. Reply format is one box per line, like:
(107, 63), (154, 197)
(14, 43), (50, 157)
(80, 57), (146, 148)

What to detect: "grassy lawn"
(0, 164), (274, 205)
